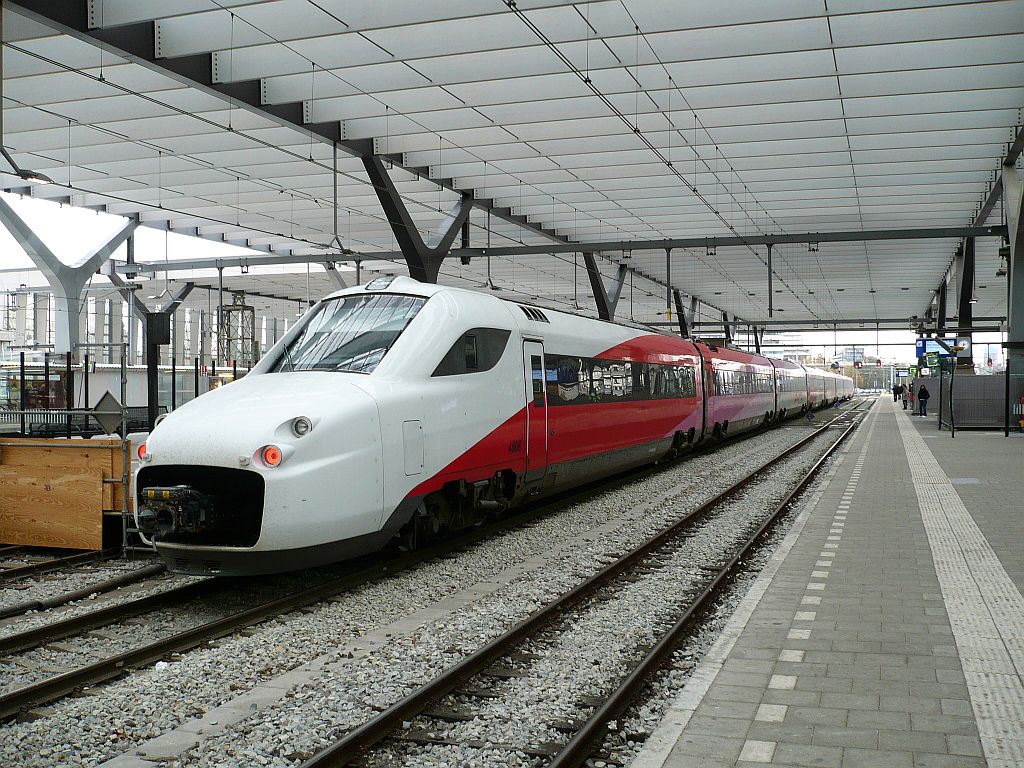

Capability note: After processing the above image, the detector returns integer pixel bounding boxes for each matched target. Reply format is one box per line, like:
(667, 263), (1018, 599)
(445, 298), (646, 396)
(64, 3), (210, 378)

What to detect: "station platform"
(634, 396), (1024, 768)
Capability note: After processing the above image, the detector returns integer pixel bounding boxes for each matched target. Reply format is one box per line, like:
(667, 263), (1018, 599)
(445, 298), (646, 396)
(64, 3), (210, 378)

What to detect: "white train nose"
(136, 372), (384, 575)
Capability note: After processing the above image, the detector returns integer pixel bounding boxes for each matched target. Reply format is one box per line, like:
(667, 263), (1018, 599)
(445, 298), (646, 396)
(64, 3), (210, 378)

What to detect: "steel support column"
(324, 261), (349, 290)
(1004, 165), (1024, 369)
(104, 265), (149, 362)
(767, 243), (774, 318)
(672, 289), (688, 338)
(937, 278), (948, 333)
(362, 156), (471, 283)
(722, 313), (733, 346)
(581, 252), (627, 321)
(0, 197), (137, 355)
(957, 237), (975, 364)
(144, 283), (194, 430)
(665, 248), (672, 322)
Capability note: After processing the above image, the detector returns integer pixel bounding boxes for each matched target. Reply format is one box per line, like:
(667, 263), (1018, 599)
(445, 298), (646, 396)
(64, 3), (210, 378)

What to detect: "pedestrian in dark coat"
(917, 384), (930, 416)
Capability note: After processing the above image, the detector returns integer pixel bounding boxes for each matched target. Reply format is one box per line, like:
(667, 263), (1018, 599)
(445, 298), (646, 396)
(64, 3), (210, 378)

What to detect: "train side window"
(432, 328), (511, 376)
(531, 356), (545, 407)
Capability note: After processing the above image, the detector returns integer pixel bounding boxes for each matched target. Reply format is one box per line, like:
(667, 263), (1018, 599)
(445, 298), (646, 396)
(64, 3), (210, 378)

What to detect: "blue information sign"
(915, 338), (958, 357)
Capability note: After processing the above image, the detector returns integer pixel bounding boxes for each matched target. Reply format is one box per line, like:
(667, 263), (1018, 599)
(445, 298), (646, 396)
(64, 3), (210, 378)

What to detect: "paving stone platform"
(634, 396), (1024, 768)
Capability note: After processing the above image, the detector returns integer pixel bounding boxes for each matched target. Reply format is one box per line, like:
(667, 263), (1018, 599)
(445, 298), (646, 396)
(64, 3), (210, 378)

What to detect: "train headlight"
(291, 416), (313, 437)
(261, 444), (283, 467)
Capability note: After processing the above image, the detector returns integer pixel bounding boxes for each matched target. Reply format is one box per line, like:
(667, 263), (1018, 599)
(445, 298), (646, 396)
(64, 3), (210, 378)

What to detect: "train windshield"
(269, 294), (426, 374)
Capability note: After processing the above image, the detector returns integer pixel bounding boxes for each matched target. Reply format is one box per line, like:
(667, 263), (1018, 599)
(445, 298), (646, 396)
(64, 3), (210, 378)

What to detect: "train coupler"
(137, 485), (216, 540)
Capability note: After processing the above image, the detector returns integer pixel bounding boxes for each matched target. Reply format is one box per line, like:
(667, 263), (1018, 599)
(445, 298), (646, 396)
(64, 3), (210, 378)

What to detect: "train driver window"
(432, 328), (511, 376)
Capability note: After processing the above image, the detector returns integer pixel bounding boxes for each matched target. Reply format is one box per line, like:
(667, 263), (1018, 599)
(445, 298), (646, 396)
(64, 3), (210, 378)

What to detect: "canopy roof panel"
(0, 0), (1020, 329)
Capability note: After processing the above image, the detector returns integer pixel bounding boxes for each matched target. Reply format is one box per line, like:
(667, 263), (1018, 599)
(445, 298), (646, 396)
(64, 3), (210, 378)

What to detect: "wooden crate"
(0, 439), (132, 550)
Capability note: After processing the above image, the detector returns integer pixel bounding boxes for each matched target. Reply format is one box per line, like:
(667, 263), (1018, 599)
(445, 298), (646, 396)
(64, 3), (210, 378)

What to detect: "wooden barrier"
(0, 439), (131, 550)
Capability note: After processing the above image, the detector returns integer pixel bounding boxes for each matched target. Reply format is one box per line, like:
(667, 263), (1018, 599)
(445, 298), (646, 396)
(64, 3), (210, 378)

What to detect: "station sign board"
(895, 369), (910, 377)
(915, 338), (958, 357)
(924, 352), (941, 370)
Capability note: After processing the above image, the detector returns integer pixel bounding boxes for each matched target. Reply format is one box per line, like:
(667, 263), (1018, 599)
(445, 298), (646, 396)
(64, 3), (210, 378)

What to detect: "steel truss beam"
(975, 126), (1024, 226)
(581, 252), (626, 321)
(451, 226), (1006, 259)
(362, 156), (471, 283)
(681, 315), (1005, 329)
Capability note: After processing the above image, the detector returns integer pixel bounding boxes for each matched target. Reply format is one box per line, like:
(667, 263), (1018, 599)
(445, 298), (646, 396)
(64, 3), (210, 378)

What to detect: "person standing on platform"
(917, 384), (930, 416)
(901, 384), (909, 410)
(892, 383), (900, 402)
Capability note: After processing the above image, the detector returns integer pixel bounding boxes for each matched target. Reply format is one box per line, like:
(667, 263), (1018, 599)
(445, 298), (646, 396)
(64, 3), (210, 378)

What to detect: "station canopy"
(1, 0), (1021, 330)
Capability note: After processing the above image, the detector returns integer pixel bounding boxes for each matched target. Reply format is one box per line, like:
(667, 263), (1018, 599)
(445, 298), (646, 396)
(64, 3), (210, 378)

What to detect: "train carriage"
(701, 346), (776, 436)
(135, 277), (852, 576)
(770, 358), (808, 421)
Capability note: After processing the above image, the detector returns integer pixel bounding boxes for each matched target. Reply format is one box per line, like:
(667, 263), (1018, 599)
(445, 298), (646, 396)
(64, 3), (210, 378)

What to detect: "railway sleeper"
(397, 730), (560, 758)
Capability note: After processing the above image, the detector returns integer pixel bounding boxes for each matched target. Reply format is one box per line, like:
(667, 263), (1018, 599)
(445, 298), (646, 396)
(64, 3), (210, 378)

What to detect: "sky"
(0, 192), (1007, 369)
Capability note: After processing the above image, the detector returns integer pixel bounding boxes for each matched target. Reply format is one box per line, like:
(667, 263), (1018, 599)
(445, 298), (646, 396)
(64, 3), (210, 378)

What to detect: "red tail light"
(262, 445), (282, 467)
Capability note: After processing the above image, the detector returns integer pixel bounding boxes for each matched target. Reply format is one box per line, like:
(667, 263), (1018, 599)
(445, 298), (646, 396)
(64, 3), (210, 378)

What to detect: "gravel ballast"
(0, 420), (842, 768)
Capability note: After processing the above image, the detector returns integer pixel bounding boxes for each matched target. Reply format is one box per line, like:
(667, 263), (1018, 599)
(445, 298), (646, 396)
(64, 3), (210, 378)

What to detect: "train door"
(522, 340), (548, 483)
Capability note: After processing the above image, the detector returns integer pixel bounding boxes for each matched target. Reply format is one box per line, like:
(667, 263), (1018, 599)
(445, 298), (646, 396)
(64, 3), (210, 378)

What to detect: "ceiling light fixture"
(0, 151), (54, 185)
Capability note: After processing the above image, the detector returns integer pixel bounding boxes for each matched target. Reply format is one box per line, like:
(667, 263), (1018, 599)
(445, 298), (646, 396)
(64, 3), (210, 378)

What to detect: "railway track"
(0, 549), (116, 585)
(294, 404), (868, 768)
(0, 402), (863, 724)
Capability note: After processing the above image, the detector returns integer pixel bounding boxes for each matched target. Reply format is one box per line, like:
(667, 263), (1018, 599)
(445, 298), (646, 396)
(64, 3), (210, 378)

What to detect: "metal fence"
(938, 371), (1024, 431)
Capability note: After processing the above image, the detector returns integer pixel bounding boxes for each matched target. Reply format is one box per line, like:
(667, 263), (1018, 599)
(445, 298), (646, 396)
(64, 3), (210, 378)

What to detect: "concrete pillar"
(0, 198), (136, 356)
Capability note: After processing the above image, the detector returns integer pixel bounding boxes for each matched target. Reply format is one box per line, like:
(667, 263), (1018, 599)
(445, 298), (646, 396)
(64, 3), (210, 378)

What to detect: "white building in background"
(841, 346), (866, 364)
(761, 331), (815, 364)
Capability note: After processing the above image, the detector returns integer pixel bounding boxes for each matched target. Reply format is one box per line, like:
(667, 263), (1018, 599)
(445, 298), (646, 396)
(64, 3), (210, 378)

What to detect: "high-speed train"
(136, 277), (853, 576)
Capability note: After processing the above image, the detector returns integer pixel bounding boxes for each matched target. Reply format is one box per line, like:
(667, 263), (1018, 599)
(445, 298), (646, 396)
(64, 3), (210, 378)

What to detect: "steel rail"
(0, 549), (117, 584)
(0, 430), (714, 661)
(0, 427), (741, 717)
(0, 578), (218, 656)
(0, 562), (167, 621)
(296, 406), (864, 768)
(549, 409), (866, 767)
(0, 399), (844, 659)
(0, 400), (863, 721)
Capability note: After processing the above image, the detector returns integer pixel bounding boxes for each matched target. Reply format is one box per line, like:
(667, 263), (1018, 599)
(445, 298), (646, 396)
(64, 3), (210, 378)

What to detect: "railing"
(0, 406), (166, 437)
